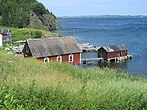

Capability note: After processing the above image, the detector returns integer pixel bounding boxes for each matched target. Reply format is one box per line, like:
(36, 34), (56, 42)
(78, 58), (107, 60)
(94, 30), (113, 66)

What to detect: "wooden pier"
(81, 58), (104, 64)
(81, 55), (132, 65)
(78, 43), (97, 52)
(81, 58), (104, 61)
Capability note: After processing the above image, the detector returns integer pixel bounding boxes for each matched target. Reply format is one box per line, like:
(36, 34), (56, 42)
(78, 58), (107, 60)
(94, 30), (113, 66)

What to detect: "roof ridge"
(26, 36), (81, 58)
(27, 36), (76, 41)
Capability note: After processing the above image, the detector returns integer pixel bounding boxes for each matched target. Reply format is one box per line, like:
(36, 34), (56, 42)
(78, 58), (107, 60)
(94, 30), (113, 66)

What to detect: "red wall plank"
(37, 53), (81, 65)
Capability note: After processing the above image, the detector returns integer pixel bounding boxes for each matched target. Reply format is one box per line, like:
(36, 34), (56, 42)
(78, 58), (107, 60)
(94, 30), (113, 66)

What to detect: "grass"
(1, 51), (147, 109)
(0, 26), (62, 41)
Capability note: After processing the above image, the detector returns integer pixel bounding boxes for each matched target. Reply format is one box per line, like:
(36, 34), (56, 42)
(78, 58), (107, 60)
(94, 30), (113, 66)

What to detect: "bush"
(34, 31), (42, 38)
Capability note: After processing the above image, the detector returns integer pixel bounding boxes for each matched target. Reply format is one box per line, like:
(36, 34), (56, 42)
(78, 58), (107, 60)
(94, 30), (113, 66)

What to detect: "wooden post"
(107, 59), (110, 63)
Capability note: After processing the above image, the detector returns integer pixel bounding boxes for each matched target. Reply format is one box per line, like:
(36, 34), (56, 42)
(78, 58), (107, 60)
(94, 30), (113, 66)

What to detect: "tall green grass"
(1, 51), (147, 109)
(0, 26), (62, 41)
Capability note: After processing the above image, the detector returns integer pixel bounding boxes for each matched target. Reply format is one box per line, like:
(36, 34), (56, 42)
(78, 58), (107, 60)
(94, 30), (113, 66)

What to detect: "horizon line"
(57, 15), (147, 17)
(57, 15), (147, 18)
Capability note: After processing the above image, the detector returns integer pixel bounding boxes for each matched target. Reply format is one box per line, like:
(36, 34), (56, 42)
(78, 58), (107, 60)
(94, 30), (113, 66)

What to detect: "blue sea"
(54, 17), (147, 76)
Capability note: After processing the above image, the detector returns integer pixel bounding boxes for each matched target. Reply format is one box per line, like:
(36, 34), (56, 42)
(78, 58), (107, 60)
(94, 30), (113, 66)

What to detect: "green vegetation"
(0, 26), (62, 41)
(0, 0), (61, 30)
(1, 52), (147, 109)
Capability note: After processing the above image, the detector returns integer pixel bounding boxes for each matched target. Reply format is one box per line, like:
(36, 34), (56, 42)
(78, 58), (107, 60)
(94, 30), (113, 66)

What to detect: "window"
(44, 57), (49, 62)
(57, 55), (62, 63)
(69, 54), (73, 62)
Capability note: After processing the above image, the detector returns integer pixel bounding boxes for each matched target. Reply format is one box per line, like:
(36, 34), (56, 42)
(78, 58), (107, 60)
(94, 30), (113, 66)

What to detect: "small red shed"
(98, 45), (128, 61)
(22, 37), (82, 65)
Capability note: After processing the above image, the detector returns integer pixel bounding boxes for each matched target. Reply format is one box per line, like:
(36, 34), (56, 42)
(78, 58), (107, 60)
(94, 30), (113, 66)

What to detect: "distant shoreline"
(58, 15), (147, 19)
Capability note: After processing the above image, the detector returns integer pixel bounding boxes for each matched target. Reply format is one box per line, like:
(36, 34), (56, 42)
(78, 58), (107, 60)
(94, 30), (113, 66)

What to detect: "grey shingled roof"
(101, 45), (128, 52)
(27, 37), (81, 58)
(0, 29), (11, 35)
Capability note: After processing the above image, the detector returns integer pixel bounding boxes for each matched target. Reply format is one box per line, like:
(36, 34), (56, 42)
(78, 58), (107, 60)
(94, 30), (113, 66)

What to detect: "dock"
(81, 55), (133, 65)
(81, 58), (104, 65)
(78, 43), (97, 52)
(81, 58), (104, 61)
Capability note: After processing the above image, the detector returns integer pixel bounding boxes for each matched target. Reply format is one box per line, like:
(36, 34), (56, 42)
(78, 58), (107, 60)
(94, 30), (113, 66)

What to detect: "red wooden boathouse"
(98, 45), (128, 61)
(22, 37), (81, 65)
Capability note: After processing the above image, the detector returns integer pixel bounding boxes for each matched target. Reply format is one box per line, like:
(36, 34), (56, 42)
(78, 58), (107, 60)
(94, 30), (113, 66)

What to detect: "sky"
(37, 0), (147, 17)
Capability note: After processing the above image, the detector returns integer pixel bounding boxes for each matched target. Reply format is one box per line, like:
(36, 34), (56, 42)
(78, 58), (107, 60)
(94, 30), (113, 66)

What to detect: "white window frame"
(69, 54), (74, 62)
(57, 55), (62, 63)
(44, 57), (49, 62)
(80, 53), (81, 64)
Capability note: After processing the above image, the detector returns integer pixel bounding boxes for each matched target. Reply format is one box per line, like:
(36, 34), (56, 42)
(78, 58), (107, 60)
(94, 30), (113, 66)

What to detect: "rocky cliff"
(28, 11), (61, 30)
(0, 0), (61, 30)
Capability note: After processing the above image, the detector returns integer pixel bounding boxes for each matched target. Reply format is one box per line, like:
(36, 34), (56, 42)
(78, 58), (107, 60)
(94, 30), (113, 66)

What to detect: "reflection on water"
(98, 60), (128, 72)
(81, 52), (129, 73)
(55, 18), (147, 76)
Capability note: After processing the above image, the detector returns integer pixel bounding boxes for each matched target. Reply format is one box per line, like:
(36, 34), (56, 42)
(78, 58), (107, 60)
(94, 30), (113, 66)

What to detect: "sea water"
(55, 18), (147, 76)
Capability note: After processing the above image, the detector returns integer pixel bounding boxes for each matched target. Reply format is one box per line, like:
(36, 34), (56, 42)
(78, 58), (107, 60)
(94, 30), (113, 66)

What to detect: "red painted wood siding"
(37, 53), (81, 65)
(107, 52), (120, 59)
(121, 50), (128, 56)
(72, 53), (81, 65)
(107, 50), (128, 60)
(98, 48), (107, 59)
(98, 48), (128, 60)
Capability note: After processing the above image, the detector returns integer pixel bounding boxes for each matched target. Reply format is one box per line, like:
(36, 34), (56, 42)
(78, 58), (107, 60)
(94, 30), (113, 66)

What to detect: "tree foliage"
(0, 0), (57, 29)
(31, 2), (48, 15)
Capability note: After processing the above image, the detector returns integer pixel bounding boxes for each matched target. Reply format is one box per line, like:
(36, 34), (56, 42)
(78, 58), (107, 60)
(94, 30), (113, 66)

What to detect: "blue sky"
(38, 0), (147, 16)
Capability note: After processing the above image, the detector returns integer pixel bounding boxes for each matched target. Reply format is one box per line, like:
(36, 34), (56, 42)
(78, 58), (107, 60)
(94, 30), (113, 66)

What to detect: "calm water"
(55, 18), (147, 76)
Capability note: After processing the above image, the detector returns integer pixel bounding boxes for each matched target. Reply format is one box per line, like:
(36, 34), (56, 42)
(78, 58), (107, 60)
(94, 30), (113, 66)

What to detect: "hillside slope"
(0, 26), (62, 41)
(0, 52), (147, 109)
(0, 0), (61, 30)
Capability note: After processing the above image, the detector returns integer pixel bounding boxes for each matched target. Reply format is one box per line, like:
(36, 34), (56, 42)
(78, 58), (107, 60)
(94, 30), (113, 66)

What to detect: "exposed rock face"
(0, 0), (61, 30)
(28, 11), (61, 30)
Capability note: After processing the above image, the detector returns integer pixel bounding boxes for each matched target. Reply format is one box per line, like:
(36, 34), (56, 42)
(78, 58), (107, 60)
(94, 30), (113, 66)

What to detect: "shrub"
(34, 31), (42, 38)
